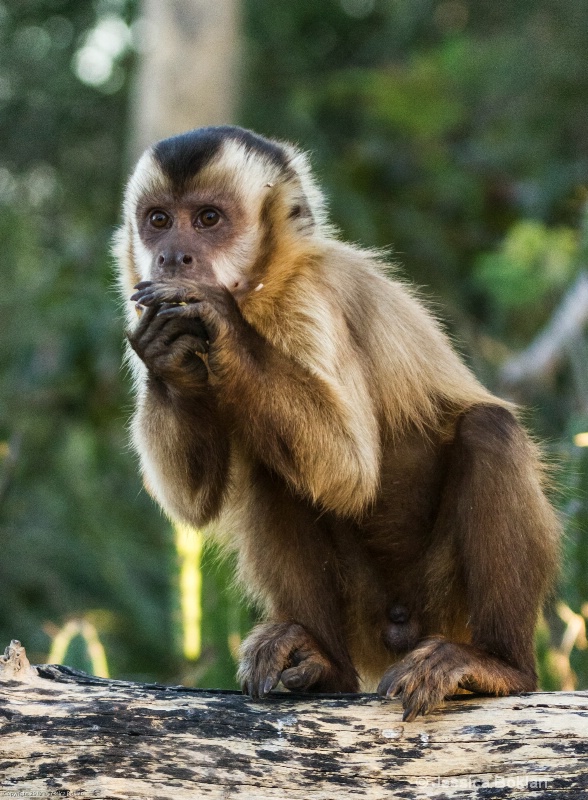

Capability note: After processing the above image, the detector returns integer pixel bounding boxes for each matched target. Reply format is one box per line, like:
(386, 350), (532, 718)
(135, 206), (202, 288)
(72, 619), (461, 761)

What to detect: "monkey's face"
(116, 126), (325, 306)
(135, 189), (243, 289)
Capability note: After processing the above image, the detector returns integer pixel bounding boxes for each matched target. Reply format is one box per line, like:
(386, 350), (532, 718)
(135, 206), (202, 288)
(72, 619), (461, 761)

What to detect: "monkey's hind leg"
(379, 404), (560, 721)
(236, 472), (359, 699)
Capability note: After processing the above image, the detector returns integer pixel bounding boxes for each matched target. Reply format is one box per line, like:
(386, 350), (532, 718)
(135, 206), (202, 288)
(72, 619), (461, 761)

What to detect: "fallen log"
(0, 640), (587, 799)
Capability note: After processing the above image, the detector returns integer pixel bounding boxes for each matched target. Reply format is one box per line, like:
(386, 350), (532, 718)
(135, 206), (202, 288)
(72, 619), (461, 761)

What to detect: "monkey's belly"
(341, 436), (450, 684)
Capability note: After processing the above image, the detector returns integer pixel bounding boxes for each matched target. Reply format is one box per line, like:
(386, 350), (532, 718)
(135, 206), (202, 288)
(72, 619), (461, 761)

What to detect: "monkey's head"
(114, 126), (327, 314)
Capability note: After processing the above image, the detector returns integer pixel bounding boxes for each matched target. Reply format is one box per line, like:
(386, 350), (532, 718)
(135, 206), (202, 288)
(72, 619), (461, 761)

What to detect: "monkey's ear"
(283, 146), (328, 231)
(287, 200), (314, 229)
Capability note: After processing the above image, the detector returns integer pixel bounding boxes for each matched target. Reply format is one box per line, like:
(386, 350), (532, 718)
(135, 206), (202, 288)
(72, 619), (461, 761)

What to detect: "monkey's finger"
(164, 330), (209, 355)
(131, 284), (181, 304)
(402, 685), (435, 721)
(156, 303), (184, 318)
(402, 700), (423, 723)
(134, 302), (159, 329)
(157, 300), (223, 348)
(281, 662), (324, 691)
(128, 304), (176, 349)
(160, 314), (208, 336)
(157, 303), (203, 319)
(377, 666), (405, 697)
(134, 283), (200, 307)
(384, 683), (404, 700)
(157, 314), (209, 352)
(130, 290), (160, 306)
(191, 301), (225, 343)
(126, 303), (160, 346)
(245, 675), (270, 699)
(256, 673), (280, 699)
(131, 285), (155, 302)
(133, 279), (190, 293)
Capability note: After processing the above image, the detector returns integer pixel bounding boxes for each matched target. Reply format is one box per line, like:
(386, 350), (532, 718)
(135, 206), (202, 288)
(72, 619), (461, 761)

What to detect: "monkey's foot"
(238, 622), (355, 698)
(377, 636), (534, 722)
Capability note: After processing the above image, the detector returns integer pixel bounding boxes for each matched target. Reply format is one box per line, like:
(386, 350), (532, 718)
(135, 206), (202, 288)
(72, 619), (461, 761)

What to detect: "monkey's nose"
(157, 251), (194, 268)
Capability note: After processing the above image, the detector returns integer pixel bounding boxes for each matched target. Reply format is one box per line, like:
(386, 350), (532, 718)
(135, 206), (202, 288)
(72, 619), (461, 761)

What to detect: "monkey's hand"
(126, 300), (210, 393)
(378, 636), (531, 721)
(238, 623), (350, 699)
(131, 279), (242, 341)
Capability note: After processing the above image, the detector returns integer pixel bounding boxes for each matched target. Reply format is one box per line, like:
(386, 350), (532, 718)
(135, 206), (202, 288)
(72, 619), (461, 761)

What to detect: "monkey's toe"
(399, 680), (447, 721)
(240, 671), (279, 699)
(377, 662), (407, 698)
(280, 660), (325, 691)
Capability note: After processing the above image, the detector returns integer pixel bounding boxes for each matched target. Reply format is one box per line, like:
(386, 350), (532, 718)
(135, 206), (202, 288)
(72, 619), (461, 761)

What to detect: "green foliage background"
(0, 0), (586, 687)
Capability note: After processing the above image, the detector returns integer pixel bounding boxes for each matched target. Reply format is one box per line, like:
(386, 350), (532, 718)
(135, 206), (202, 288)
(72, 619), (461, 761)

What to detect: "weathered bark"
(1, 641), (587, 799)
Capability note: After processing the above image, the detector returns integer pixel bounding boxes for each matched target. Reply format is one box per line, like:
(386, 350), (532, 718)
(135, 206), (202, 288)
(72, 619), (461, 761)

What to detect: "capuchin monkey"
(114, 125), (560, 721)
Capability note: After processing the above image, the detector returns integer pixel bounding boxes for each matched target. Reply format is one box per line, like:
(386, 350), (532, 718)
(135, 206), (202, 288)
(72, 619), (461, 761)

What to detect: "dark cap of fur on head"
(152, 126), (289, 191)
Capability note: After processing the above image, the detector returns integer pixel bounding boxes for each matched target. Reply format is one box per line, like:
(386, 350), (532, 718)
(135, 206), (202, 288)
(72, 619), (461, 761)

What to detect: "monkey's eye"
(149, 210), (171, 229)
(196, 208), (221, 228)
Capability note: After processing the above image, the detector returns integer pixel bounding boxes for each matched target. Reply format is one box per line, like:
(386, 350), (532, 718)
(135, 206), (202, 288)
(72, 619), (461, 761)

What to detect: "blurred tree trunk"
(130, 0), (240, 159)
(127, 0), (246, 688)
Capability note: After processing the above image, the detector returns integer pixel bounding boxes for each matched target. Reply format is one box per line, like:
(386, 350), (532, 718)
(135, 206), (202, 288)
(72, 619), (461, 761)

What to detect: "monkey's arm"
(127, 305), (230, 527)
(131, 281), (379, 517)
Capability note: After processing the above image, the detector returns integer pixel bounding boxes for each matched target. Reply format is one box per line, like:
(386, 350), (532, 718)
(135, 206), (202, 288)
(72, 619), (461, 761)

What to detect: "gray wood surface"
(1, 640), (587, 799)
